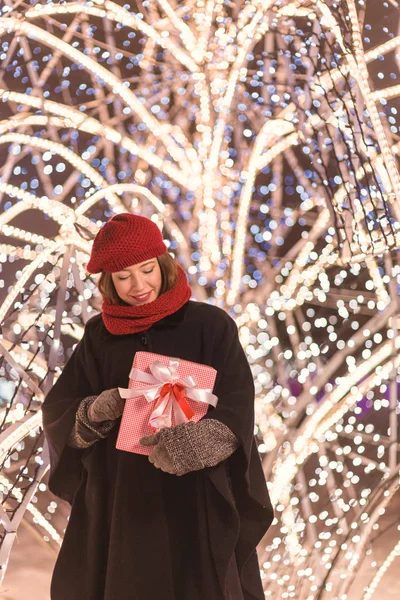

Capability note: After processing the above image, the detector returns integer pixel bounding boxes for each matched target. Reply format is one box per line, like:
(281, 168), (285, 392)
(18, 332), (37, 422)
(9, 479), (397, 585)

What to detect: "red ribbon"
(157, 382), (194, 421)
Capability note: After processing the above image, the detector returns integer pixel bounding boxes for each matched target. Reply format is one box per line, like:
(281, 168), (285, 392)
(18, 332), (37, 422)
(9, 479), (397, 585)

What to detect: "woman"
(42, 213), (273, 600)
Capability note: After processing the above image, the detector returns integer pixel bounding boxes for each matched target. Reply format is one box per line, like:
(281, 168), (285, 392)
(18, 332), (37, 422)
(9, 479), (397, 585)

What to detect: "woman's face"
(111, 258), (162, 306)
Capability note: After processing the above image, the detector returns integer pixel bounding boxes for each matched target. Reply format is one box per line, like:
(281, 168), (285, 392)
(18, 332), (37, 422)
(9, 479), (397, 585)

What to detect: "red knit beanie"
(87, 213), (167, 274)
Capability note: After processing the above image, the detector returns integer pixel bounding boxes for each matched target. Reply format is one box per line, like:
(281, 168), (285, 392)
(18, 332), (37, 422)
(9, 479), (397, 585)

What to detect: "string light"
(363, 538), (400, 600)
(0, 2), (400, 598)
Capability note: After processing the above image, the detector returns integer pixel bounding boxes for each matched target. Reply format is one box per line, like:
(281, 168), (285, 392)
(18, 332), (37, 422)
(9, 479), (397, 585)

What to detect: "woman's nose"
(129, 276), (144, 291)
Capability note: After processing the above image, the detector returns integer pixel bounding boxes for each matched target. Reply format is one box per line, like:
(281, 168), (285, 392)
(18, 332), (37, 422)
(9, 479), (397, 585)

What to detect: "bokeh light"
(1, 1), (400, 598)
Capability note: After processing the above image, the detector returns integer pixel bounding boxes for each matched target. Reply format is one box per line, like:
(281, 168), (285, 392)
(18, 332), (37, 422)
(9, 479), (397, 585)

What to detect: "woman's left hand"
(140, 433), (178, 474)
(140, 420), (238, 477)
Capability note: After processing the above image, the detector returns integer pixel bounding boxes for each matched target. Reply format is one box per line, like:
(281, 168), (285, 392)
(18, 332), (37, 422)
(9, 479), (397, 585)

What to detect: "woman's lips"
(131, 291), (152, 302)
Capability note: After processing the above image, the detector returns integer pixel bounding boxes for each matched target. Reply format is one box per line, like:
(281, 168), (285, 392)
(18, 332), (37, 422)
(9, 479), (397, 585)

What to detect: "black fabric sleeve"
(203, 313), (259, 479)
(201, 310), (273, 599)
(42, 322), (103, 504)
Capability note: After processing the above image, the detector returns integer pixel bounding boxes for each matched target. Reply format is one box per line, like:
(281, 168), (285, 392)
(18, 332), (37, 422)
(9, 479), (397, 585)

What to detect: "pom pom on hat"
(87, 213), (167, 274)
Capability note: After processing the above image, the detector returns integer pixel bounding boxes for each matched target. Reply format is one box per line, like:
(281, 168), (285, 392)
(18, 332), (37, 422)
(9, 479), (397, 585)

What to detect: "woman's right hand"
(87, 388), (125, 423)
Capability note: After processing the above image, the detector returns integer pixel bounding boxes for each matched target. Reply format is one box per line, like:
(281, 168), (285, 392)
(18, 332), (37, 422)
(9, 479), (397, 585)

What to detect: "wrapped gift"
(116, 352), (218, 455)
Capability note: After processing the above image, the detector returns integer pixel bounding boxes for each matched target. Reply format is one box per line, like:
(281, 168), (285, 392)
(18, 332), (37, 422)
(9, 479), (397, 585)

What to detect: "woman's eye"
(118, 277), (129, 281)
(143, 269), (154, 274)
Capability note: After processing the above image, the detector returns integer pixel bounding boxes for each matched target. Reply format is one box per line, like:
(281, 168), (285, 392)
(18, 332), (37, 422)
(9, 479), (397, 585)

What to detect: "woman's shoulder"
(82, 312), (105, 340)
(185, 300), (236, 332)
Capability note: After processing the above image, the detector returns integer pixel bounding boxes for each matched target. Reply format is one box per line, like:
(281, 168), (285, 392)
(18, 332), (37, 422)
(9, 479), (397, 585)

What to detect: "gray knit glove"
(140, 419), (239, 476)
(68, 390), (124, 449)
(87, 388), (124, 422)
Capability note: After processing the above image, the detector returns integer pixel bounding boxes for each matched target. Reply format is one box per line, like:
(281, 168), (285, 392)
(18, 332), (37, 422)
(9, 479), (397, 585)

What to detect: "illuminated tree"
(0, 1), (400, 597)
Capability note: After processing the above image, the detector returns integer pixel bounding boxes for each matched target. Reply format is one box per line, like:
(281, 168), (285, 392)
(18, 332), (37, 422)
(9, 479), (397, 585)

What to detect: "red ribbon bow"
(156, 382), (194, 423)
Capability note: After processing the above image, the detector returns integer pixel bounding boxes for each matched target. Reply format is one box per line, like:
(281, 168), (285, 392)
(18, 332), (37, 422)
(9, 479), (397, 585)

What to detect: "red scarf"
(102, 265), (192, 335)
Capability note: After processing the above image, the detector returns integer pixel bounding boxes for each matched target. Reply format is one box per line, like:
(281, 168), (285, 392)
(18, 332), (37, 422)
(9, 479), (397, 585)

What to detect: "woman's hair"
(98, 252), (178, 305)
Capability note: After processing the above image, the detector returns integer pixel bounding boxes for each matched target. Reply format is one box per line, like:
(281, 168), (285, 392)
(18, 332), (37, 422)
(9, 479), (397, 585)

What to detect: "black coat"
(42, 300), (273, 600)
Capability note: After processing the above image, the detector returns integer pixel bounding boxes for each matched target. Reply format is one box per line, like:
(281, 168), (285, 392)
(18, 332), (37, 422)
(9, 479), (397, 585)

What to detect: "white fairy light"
(0, 2), (400, 598)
